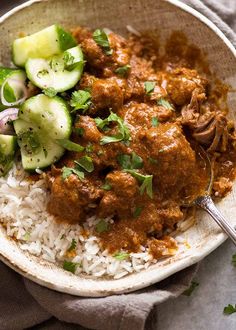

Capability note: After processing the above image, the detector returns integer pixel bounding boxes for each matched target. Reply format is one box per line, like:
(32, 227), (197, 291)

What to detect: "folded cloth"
(0, 1), (235, 329)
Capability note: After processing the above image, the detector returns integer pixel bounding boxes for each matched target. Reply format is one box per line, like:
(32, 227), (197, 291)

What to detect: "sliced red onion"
(1, 78), (27, 107)
(0, 108), (19, 135)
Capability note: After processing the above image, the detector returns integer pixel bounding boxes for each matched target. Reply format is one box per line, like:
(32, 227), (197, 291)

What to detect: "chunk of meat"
(119, 102), (174, 136)
(166, 68), (208, 106)
(181, 90), (229, 152)
(91, 78), (123, 113)
(213, 177), (232, 197)
(98, 202), (164, 253)
(47, 173), (103, 224)
(137, 123), (196, 192)
(77, 30), (131, 73)
(98, 171), (139, 218)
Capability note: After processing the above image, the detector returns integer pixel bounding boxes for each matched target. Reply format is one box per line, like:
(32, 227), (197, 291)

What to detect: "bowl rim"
(0, 0), (235, 297)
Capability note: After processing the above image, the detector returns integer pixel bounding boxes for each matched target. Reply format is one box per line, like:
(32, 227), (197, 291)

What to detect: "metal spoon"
(184, 147), (236, 245)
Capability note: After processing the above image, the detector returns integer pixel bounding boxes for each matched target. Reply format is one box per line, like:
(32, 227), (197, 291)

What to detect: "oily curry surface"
(46, 28), (236, 258)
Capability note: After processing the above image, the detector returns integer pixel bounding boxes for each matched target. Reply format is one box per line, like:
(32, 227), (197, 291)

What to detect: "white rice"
(0, 164), (186, 278)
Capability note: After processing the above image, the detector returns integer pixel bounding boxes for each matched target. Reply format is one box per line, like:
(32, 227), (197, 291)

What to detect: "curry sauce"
(46, 27), (236, 257)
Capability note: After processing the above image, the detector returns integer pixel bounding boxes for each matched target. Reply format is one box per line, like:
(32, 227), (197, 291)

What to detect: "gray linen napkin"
(0, 1), (235, 329)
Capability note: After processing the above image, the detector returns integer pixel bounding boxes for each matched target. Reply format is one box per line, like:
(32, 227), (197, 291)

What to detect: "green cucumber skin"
(0, 135), (17, 177)
(56, 25), (76, 51)
(14, 94), (72, 171)
(0, 67), (15, 85)
(0, 135), (17, 155)
(12, 25), (77, 67)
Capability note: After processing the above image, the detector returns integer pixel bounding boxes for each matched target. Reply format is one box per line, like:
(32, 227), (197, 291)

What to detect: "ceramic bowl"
(0, 0), (236, 297)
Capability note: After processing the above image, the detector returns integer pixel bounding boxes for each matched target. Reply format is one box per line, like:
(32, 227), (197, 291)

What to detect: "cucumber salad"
(0, 25), (84, 175)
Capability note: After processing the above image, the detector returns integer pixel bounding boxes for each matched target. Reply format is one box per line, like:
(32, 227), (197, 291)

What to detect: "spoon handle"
(195, 195), (236, 246)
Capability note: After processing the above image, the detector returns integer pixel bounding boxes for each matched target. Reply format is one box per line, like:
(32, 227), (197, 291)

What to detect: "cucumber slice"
(13, 94), (72, 170)
(1, 70), (27, 105)
(13, 25), (76, 67)
(25, 46), (84, 93)
(0, 134), (17, 176)
(0, 67), (16, 85)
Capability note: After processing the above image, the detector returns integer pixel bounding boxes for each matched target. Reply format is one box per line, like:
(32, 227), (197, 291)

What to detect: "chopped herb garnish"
(232, 253), (236, 266)
(43, 87), (57, 98)
(97, 150), (104, 156)
(49, 57), (64, 72)
(68, 238), (77, 251)
(182, 281), (199, 296)
(133, 206), (143, 218)
(37, 69), (49, 78)
(95, 219), (110, 233)
(125, 169), (153, 198)
(144, 81), (156, 94)
(63, 260), (77, 274)
(157, 98), (174, 111)
(57, 139), (85, 152)
(149, 157), (158, 165)
(93, 29), (113, 55)
(113, 252), (130, 260)
(151, 117), (159, 127)
(115, 65), (131, 77)
(63, 52), (75, 66)
(75, 156), (94, 173)
(61, 166), (85, 181)
(117, 152), (143, 170)
(85, 143), (93, 153)
(70, 90), (92, 113)
(101, 181), (112, 191)
(95, 112), (130, 145)
(223, 304), (236, 315)
(18, 131), (41, 155)
(73, 127), (85, 136)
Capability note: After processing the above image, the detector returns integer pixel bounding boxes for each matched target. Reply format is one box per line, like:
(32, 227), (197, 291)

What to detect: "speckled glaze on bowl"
(0, 0), (236, 297)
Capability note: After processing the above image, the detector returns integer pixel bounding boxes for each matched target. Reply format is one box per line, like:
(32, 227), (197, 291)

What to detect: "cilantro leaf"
(157, 98), (174, 111)
(93, 29), (113, 55)
(125, 169), (153, 198)
(113, 252), (130, 260)
(68, 238), (77, 252)
(224, 304), (236, 315)
(101, 181), (112, 190)
(70, 90), (91, 112)
(75, 156), (94, 173)
(117, 152), (143, 170)
(63, 52), (75, 66)
(63, 260), (78, 274)
(182, 281), (199, 296)
(232, 253), (236, 267)
(95, 111), (131, 145)
(151, 117), (159, 127)
(144, 81), (156, 94)
(133, 206), (143, 218)
(57, 139), (85, 152)
(73, 127), (85, 136)
(115, 65), (131, 77)
(95, 219), (110, 233)
(149, 157), (158, 165)
(61, 166), (85, 181)
(85, 143), (93, 153)
(43, 87), (57, 98)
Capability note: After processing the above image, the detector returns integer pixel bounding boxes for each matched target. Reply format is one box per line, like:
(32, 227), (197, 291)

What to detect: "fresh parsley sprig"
(70, 90), (92, 113)
(95, 111), (131, 145)
(93, 29), (113, 55)
(125, 169), (153, 198)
